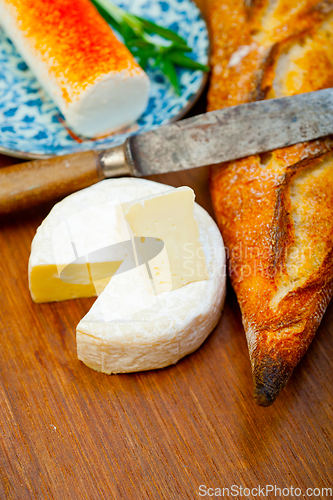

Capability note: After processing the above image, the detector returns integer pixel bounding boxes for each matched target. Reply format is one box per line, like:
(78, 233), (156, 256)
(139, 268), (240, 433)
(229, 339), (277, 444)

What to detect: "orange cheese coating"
(4, 0), (141, 102)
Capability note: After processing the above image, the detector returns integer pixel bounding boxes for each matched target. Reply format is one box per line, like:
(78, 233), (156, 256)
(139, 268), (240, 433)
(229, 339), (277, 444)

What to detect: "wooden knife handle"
(0, 151), (104, 214)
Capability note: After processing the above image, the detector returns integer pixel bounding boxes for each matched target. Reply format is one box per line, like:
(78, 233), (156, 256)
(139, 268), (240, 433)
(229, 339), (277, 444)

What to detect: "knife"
(1, 88), (333, 214)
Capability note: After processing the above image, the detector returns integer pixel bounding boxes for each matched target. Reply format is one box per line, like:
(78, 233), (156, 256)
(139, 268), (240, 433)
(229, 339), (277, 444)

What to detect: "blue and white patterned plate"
(0, 0), (209, 159)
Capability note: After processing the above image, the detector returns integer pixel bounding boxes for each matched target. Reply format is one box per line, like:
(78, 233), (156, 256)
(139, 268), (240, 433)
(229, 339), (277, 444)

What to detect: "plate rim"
(0, 72), (209, 160)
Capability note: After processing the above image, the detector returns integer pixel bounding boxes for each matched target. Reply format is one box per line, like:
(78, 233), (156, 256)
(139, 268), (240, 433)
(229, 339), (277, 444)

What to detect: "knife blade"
(1, 88), (333, 214)
(127, 88), (333, 176)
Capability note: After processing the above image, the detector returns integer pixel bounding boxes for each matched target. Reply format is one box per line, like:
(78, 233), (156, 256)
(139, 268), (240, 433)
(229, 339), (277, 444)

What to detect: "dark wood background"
(1, 17), (333, 500)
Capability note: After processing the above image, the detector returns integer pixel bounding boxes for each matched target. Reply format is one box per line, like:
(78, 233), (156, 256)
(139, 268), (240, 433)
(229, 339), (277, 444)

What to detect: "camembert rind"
(0, 0), (150, 137)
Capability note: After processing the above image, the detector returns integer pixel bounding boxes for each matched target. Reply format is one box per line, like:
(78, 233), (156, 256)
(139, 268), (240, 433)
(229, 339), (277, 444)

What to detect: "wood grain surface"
(1, 145), (333, 499)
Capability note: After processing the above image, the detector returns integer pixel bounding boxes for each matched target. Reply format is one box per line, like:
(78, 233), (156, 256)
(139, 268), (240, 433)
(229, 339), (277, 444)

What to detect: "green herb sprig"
(91, 0), (210, 95)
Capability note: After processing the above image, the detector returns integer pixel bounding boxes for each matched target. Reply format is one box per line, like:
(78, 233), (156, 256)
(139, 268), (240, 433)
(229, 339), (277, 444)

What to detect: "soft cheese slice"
(123, 187), (209, 292)
(0, 0), (150, 137)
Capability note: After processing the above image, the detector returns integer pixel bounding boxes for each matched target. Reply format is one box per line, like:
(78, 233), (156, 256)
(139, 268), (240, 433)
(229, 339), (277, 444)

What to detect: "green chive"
(135, 15), (188, 45)
(167, 52), (210, 72)
(127, 38), (155, 49)
(91, 0), (209, 96)
(161, 58), (180, 95)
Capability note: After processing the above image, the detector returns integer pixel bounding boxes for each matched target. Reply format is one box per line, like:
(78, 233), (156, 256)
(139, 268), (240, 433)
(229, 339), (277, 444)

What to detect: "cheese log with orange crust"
(207, 0), (333, 406)
(0, 0), (150, 137)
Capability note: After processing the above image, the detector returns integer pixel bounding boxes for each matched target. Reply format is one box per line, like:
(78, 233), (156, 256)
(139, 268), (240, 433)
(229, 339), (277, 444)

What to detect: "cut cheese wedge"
(29, 178), (226, 373)
(0, 0), (150, 137)
(122, 187), (209, 292)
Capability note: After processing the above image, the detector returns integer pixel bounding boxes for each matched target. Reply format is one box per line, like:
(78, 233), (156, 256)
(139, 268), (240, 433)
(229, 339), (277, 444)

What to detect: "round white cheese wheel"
(29, 178), (226, 373)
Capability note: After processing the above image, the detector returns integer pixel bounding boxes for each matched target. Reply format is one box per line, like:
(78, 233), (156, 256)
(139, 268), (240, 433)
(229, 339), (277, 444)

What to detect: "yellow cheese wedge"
(123, 186), (209, 293)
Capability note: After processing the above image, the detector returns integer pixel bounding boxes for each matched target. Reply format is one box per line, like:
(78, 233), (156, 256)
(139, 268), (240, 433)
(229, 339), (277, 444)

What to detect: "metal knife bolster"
(98, 141), (141, 178)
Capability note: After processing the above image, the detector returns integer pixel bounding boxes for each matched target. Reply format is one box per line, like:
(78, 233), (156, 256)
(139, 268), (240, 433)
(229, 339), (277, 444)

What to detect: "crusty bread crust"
(207, 0), (333, 405)
(207, 0), (333, 110)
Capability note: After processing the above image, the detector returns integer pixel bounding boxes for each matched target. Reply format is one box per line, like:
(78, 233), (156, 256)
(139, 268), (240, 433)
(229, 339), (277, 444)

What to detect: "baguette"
(207, 0), (333, 405)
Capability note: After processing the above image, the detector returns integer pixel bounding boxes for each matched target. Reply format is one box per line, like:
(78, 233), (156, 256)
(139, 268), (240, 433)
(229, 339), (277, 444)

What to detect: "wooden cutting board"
(1, 129), (333, 498)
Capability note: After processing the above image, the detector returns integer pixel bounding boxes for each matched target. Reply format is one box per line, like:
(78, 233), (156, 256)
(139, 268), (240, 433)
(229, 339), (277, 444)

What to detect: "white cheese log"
(0, 0), (150, 137)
